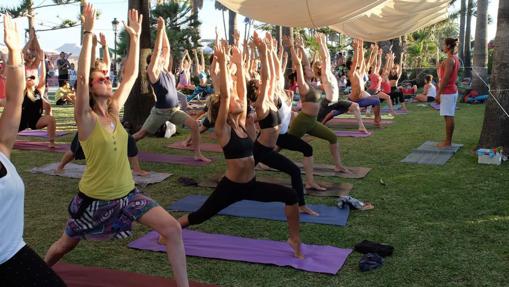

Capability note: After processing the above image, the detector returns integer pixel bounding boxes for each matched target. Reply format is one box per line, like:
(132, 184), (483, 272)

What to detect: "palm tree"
(190, 0), (203, 16)
(478, 0), (509, 151)
(228, 9), (238, 45)
(458, 0), (466, 62)
(471, 0), (488, 95)
(463, 0), (473, 78)
(123, 0), (154, 132)
(214, 1), (228, 40)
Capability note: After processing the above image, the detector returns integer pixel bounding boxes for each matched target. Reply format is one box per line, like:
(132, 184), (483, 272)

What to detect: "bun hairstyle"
(445, 38), (459, 52)
(424, 74), (433, 83)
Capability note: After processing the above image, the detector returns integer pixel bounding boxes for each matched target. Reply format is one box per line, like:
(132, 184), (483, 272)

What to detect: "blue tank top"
(152, 71), (179, 109)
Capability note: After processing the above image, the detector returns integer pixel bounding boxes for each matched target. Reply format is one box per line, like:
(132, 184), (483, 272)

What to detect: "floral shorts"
(65, 189), (158, 240)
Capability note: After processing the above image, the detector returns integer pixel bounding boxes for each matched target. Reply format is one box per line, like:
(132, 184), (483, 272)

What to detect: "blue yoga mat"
(169, 195), (349, 226)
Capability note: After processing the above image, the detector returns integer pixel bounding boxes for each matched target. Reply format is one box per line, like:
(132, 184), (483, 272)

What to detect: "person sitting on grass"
(415, 74), (436, 103)
(18, 47), (57, 148)
(55, 80), (76, 105)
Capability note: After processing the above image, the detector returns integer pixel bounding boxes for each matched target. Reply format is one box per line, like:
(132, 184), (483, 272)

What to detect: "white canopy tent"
(218, 0), (450, 42)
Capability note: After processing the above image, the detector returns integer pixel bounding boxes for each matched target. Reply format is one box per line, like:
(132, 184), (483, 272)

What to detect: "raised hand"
(3, 14), (22, 51)
(99, 33), (107, 46)
(233, 29), (240, 46)
(124, 9), (142, 38)
(294, 34), (304, 48)
(282, 35), (292, 48)
(82, 2), (96, 33)
(92, 34), (98, 46)
(156, 16), (165, 31)
(253, 31), (266, 53)
(231, 46), (242, 64)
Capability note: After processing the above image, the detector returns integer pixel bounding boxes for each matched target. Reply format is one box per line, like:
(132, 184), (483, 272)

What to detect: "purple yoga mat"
(138, 151), (212, 166)
(430, 102), (441, 110)
(129, 230), (352, 275)
(167, 142), (222, 153)
(18, 130), (70, 138)
(334, 130), (372, 137)
(328, 118), (393, 126)
(14, 141), (69, 153)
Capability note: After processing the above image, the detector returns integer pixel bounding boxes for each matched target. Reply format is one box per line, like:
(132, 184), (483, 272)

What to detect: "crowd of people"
(0, 2), (461, 285)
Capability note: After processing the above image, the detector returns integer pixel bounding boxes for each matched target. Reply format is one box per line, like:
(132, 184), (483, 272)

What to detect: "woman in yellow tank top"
(43, 5), (189, 286)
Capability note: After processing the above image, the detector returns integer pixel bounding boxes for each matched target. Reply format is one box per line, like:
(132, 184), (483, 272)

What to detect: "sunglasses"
(26, 75), (36, 80)
(101, 70), (109, 75)
(92, 76), (111, 85)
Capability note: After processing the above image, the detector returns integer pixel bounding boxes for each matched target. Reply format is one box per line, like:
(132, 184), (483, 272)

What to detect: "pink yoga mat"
(129, 230), (352, 275)
(18, 130), (70, 138)
(167, 141), (222, 153)
(14, 141), (69, 153)
(138, 151), (212, 166)
(328, 118), (393, 126)
(334, 130), (372, 137)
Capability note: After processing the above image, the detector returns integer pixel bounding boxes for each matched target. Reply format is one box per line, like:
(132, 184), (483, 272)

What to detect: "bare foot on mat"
(299, 205), (320, 216)
(288, 238), (304, 259)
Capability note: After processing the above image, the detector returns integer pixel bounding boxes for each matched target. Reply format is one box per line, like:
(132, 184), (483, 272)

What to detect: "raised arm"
(367, 44), (377, 72)
(231, 46), (247, 126)
(349, 39), (359, 78)
(112, 9), (142, 109)
(147, 17), (165, 84)
(0, 15), (25, 157)
(192, 49), (200, 76)
(36, 49), (46, 94)
(289, 42), (309, 97)
(200, 49), (205, 72)
(214, 43), (231, 141)
(161, 26), (171, 72)
(99, 32), (111, 68)
(253, 32), (270, 110)
(75, 2), (96, 127)
(91, 34), (98, 67)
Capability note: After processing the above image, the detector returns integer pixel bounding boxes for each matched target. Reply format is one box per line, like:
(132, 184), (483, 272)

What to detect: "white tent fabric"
(217, 0), (390, 28)
(330, 0), (450, 42)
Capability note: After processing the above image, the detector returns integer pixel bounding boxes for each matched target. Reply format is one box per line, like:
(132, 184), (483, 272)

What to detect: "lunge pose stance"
(0, 14), (66, 287)
(171, 38), (303, 259)
(43, 7), (189, 286)
(133, 17), (209, 162)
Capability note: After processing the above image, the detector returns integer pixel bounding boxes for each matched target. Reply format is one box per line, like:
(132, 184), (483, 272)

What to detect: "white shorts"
(439, 93), (458, 116)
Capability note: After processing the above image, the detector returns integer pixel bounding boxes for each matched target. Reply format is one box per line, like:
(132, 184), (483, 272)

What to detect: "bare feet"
(358, 127), (369, 134)
(54, 167), (64, 174)
(335, 166), (351, 174)
(436, 141), (451, 148)
(48, 142), (56, 148)
(305, 182), (326, 191)
(390, 111), (397, 117)
(133, 169), (150, 177)
(181, 138), (192, 147)
(287, 238), (304, 259)
(299, 205), (319, 216)
(360, 202), (375, 211)
(195, 154), (211, 162)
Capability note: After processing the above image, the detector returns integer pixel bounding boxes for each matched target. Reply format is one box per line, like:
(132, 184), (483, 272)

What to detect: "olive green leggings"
(288, 112), (337, 144)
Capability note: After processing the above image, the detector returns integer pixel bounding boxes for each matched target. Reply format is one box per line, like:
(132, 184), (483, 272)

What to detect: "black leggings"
(0, 245), (66, 287)
(253, 141), (305, 206)
(390, 87), (404, 105)
(277, 133), (313, 157)
(188, 176), (297, 225)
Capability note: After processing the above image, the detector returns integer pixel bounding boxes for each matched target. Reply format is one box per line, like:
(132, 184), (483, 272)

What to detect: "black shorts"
(317, 98), (352, 121)
(70, 133), (138, 160)
(427, 96), (435, 102)
(0, 245), (66, 287)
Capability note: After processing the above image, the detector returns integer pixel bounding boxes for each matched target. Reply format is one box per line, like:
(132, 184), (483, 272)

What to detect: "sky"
(0, 0), (501, 52)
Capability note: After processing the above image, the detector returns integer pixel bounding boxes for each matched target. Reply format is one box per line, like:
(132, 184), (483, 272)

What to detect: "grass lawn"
(10, 101), (509, 286)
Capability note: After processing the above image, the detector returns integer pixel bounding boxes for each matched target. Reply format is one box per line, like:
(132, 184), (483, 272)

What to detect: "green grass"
(11, 102), (509, 286)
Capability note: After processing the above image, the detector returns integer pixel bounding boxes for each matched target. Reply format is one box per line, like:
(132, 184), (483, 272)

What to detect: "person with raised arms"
(43, 6), (189, 286)
(0, 14), (66, 286)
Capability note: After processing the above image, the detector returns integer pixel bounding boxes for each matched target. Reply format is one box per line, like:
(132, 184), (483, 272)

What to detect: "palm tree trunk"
(464, 0), (473, 78)
(222, 10), (228, 40)
(123, 0), (155, 132)
(478, 0), (509, 151)
(458, 0), (466, 62)
(471, 0), (489, 95)
(228, 9), (237, 45)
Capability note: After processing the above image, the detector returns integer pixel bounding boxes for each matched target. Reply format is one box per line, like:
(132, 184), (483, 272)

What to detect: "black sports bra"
(223, 126), (253, 159)
(389, 73), (399, 81)
(258, 108), (280, 129)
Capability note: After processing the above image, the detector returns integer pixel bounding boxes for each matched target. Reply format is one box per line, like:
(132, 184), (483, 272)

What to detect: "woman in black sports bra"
(18, 47), (57, 148)
(175, 40), (303, 259)
(247, 32), (318, 216)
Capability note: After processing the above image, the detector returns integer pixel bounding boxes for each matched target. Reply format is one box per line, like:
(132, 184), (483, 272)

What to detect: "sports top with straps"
(222, 126), (254, 159)
(258, 97), (281, 129)
(440, 55), (460, 94)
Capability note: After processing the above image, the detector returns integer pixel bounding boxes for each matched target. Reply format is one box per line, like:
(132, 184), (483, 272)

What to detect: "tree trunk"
(478, 0), (509, 151)
(123, 0), (154, 132)
(228, 9), (237, 45)
(464, 0), (473, 78)
(471, 0), (489, 95)
(27, 0), (35, 31)
(458, 0), (466, 62)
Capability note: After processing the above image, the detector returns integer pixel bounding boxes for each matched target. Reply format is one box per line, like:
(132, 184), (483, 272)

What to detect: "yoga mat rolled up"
(53, 263), (216, 287)
(128, 230), (352, 275)
(167, 141), (222, 153)
(18, 129), (70, 138)
(169, 195), (349, 226)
